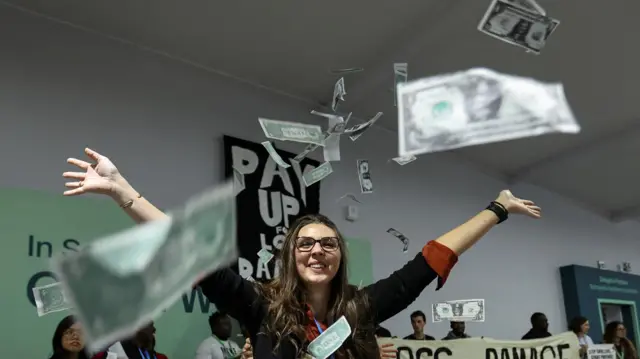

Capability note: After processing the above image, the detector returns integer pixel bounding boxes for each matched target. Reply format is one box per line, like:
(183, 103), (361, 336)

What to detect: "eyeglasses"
(296, 237), (339, 252)
(62, 329), (82, 339)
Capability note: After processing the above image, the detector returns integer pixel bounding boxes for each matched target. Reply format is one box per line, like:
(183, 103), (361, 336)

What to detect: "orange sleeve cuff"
(421, 241), (459, 290)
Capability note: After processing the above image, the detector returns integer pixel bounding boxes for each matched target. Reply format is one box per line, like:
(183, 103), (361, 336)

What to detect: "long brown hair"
(604, 322), (638, 359)
(257, 214), (378, 358)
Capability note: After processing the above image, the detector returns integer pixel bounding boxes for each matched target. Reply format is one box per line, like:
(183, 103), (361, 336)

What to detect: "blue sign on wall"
(560, 265), (640, 345)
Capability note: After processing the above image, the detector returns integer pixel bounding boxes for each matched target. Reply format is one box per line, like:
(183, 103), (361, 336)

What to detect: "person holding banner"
(569, 316), (593, 357)
(603, 321), (638, 359)
(62, 148), (542, 359)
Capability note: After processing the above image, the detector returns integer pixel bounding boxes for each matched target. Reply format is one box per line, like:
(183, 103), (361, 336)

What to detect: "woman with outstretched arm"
(64, 148), (542, 359)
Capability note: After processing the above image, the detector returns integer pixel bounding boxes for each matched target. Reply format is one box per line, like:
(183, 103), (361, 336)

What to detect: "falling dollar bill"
(261, 141), (291, 168)
(478, 0), (559, 54)
(303, 162), (333, 187)
(294, 143), (320, 162)
(432, 299), (485, 323)
(323, 113), (345, 161)
(308, 316), (352, 359)
(345, 112), (383, 141)
(394, 63), (408, 106)
(53, 182), (238, 351)
(356, 159), (373, 194)
(397, 67), (578, 157)
(259, 118), (325, 146)
(33, 282), (72, 316)
(329, 67), (364, 75)
(331, 77), (346, 112)
(386, 228), (409, 253)
(294, 112), (352, 162)
(337, 193), (362, 204)
(257, 247), (274, 264)
(310, 110), (345, 131)
(391, 155), (417, 166)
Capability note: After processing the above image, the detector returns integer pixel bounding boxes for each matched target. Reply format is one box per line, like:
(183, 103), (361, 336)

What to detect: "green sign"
(0, 188), (373, 358)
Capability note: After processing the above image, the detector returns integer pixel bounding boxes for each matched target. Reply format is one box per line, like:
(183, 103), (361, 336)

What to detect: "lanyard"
(616, 348), (625, 359)
(313, 318), (335, 359)
(138, 348), (157, 359)
(213, 336), (236, 359)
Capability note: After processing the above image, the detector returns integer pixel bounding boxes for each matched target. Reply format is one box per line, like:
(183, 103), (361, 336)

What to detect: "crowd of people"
(40, 147), (632, 359)
(45, 308), (639, 359)
(374, 310), (638, 359)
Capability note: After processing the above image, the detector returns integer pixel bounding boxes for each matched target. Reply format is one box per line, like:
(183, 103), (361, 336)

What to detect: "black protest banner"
(223, 135), (321, 281)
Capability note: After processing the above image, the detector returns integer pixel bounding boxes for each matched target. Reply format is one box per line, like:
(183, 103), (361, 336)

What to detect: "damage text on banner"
(377, 331), (580, 359)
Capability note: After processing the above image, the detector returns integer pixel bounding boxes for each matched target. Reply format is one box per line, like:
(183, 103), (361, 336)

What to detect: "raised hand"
(495, 190), (541, 219)
(379, 342), (397, 359)
(63, 148), (124, 196)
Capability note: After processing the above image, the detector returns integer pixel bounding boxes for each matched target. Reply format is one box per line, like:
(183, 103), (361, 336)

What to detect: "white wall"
(2, 5), (640, 343)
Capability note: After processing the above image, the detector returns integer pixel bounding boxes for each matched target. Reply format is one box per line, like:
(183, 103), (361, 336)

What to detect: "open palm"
(63, 148), (122, 196)
(495, 190), (542, 219)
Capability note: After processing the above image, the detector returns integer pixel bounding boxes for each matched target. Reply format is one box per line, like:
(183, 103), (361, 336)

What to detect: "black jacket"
(199, 252), (442, 359)
(521, 329), (552, 340)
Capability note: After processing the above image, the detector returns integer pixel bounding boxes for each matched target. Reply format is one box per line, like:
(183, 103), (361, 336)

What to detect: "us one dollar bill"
(432, 299), (485, 323)
(397, 67), (579, 157)
(33, 282), (72, 316)
(391, 155), (417, 166)
(293, 143), (320, 162)
(478, 0), (559, 54)
(356, 159), (373, 194)
(394, 63), (408, 106)
(323, 114), (345, 162)
(259, 118), (324, 146)
(387, 228), (409, 253)
(308, 316), (352, 359)
(53, 182), (238, 351)
(257, 247), (274, 264)
(303, 162), (333, 187)
(331, 77), (346, 112)
(344, 112), (383, 141)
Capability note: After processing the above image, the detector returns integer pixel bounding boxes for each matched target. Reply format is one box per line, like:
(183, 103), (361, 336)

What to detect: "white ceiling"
(3, 0), (640, 221)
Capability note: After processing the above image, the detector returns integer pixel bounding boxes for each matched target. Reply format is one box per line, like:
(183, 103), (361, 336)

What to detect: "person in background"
(569, 316), (594, 357)
(93, 322), (168, 359)
(603, 321), (638, 359)
(49, 315), (90, 359)
(442, 321), (470, 340)
(404, 310), (435, 340)
(375, 325), (392, 338)
(522, 312), (551, 340)
(195, 312), (242, 359)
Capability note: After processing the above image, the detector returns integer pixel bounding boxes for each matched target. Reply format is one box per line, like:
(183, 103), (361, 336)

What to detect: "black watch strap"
(486, 201), (508, 224)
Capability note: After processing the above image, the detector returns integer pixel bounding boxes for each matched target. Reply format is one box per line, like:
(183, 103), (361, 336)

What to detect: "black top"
(442, 331), (470, 340)
(403, 333), (435, 340)
(521, 329), (552, 340)
(199, 252), (441, 359)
